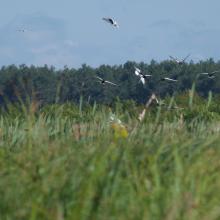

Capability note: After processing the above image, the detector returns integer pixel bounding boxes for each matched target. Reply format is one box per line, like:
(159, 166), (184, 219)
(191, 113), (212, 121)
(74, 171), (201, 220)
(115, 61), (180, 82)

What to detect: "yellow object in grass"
(111, 123), (129, 139)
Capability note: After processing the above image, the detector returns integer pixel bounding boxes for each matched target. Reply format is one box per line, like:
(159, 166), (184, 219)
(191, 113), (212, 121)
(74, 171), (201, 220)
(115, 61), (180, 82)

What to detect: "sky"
(0, 0), (219, 68)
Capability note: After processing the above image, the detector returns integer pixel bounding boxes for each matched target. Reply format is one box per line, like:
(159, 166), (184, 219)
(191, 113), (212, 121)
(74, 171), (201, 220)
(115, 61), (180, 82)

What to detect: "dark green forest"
(0, 58), (220, 105)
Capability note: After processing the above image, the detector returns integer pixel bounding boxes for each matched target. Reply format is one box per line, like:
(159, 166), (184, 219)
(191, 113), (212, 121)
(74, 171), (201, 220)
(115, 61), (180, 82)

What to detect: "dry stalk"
(138, 93), (158, 122)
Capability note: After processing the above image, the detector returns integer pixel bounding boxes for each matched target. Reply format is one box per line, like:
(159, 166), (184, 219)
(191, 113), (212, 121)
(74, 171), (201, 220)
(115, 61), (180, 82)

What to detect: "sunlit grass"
(0, 95), (220, 220)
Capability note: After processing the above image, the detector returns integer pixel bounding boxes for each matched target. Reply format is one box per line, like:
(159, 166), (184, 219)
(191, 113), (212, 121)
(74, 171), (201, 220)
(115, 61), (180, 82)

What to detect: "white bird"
(169, 54), (190, 65)
(134, 67), (152, 85)
(102, 17), (119, 28)
(161, 77), (178, 82)
(199, 70), (220, 79)
(95, 76), (118, 86)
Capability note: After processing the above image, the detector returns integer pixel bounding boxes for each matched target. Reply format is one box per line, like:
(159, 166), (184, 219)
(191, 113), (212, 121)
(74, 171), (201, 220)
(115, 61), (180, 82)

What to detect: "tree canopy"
(0, 59), (220, 105)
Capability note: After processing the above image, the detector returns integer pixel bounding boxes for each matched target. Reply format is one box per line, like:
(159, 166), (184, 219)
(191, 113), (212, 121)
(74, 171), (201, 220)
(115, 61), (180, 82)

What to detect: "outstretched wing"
(140, 77), (145, 85)
(212, 70), (220, 74)
(183, 54), (191, 62)
(169, 56), (178, 62)
(135, 67), (141, 76)
(165, 77), (178, 82)
(17, 28), (32, 32)
(95, 76), (103, 81)
(102, 17), (114, 25)
(105, 80), (118, 86)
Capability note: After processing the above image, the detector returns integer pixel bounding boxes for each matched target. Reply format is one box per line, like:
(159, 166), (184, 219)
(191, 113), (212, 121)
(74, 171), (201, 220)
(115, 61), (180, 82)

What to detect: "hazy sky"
(0, 0), (219, 68)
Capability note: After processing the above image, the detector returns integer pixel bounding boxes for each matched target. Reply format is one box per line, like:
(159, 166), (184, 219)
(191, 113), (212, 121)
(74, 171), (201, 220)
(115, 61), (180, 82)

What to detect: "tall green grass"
(0, 93), (220, 220)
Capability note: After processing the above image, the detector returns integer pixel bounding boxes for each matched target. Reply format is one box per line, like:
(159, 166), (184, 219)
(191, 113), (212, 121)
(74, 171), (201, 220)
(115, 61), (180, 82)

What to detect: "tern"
(102, 17), (119, 28)
(95, 76), (118, 86)
(199, 70), (220, 79)
(161, 77), (178, 82)
(134, 67), (151, 85)
(169, 54), (190, 65)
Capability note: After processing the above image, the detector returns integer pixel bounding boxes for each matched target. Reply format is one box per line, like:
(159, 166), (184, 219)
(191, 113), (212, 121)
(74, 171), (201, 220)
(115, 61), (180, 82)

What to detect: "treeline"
(0, 58), (220, 105)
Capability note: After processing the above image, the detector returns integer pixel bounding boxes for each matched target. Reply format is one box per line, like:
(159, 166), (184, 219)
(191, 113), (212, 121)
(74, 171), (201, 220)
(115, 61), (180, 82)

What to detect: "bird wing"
(199, 72), (209, 75)
(95, 76), (103, 81)
(135, 67), (141, 75)
(135, 70), (140, 76)
(183, 54), (191, 62)
(102, 17), (113, 25)
(212, 70), (220, 74)
(169, 56), (178, 61)
(17, 29), (25, 32)
(105, 80), (118, 86)
(17, 28), (31, 32)
(140, 77), (145, 85)
(165, 77), (178, 82)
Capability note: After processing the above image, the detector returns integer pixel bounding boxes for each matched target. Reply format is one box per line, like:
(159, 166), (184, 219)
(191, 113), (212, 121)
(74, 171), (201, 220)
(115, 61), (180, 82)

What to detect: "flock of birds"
(16, 17), (220, 87)
(94, 17), (220, 87)
(134, 66), (178, 85)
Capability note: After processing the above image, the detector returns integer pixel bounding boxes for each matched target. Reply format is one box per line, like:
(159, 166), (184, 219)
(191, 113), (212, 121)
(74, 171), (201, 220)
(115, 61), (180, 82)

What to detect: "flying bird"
(95, 76), (118, 86)
(169, 54), (190, 65)
(102, 17), (119, 28)
(16, 28), (31, 32)
(199, 70), (220, 79)
(161, 77), (178, 82)
(134, 67), (151, 85)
